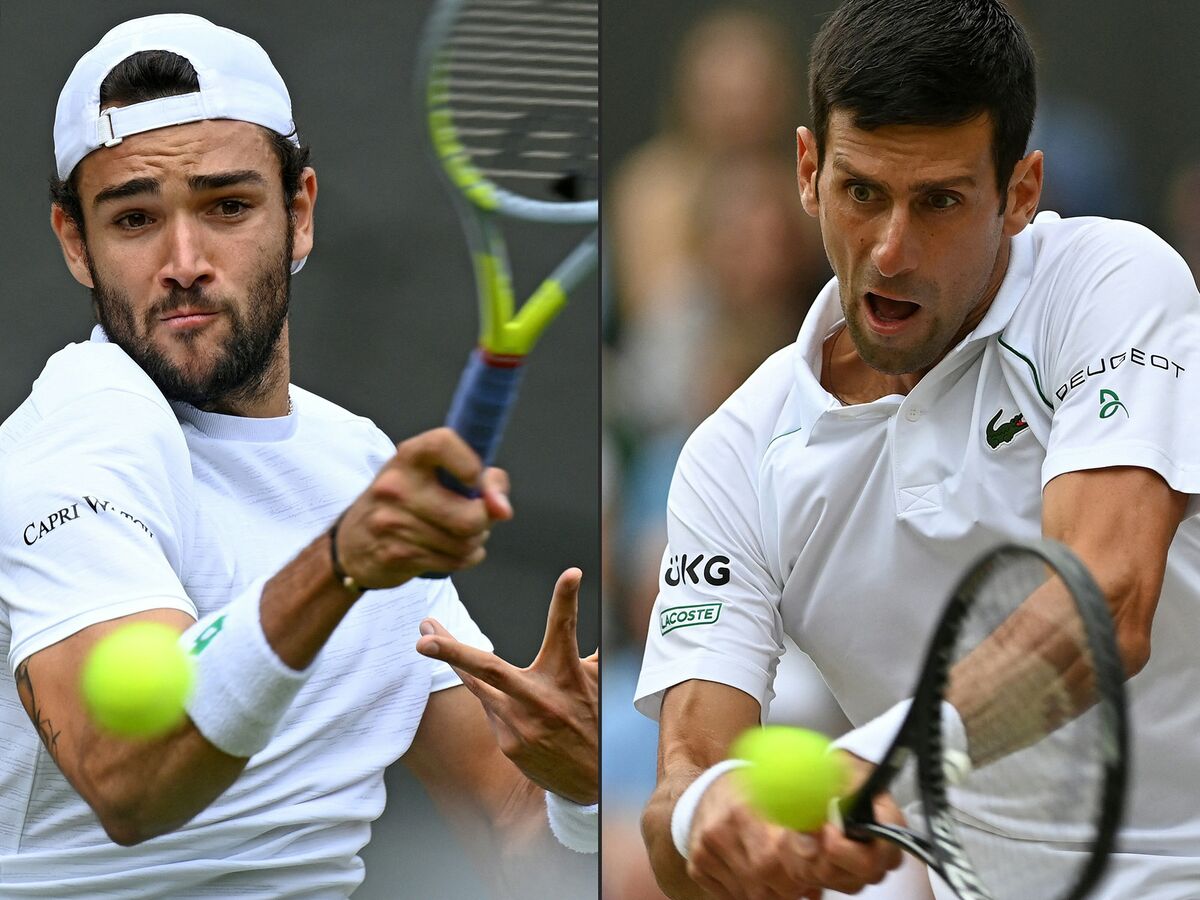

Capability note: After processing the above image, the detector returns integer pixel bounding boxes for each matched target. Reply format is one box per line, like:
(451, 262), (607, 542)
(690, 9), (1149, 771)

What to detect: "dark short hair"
(809, 0), (1036, 204)
(50, 49), (311, 232)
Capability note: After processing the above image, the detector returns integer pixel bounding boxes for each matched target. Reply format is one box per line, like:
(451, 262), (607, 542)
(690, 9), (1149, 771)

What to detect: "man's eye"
(928, 193), (959, 210)
(217, 200), (248, 216)
(848, 184), (875, 202)
(117, 212), (151, 230)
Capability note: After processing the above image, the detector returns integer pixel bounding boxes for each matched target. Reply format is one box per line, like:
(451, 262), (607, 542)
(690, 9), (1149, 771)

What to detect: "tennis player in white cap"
(0, 14), (596, 898)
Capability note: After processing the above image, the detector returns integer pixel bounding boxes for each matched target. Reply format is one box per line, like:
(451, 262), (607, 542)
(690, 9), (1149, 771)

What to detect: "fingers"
(688, 806), (756, 899)
(804, 791), (904, 894)
(687, 770), (905, 899)
(394, 430), (512, 526)
(416, 565), (592, 702)
(399, 427), (483, 485)
(397, 431), (512, 521)
(338, 496), (488, 584)
(416, 617), (525, 701)
(686, 774), (824, 900)
(418, 611), (598, 804)
(480, 467), (513, 520)
(807, 823), (898, 893)
(375, 463), (489, 541)
(336, 429), (515, 586)
(357, 498), (491, 559)
(533, 568), (583, 668)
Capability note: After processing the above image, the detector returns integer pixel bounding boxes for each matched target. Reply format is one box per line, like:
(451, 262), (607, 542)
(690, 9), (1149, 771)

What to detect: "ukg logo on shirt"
(662, 553), (731, 587)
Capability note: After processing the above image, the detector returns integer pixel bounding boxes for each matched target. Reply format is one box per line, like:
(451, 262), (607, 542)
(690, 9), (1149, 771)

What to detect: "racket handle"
(424, 349), (524, 580)
(442, 347), (526, 490)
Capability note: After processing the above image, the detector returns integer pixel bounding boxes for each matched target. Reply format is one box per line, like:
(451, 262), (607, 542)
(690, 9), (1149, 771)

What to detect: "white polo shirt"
(635, 213), (1200, 890)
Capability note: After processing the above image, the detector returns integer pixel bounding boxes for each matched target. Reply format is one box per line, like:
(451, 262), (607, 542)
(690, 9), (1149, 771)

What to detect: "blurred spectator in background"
(609, 8), (803, 326)
(613, 152), (827, 454)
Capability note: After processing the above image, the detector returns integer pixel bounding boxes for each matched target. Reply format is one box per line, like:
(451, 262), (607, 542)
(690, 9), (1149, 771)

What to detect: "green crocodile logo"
(986, 409), (1029, 449)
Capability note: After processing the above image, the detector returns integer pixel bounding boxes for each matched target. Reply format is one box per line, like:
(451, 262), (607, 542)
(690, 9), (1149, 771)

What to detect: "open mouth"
(864, 291), (920, 334)
(866, 292), (920, 321)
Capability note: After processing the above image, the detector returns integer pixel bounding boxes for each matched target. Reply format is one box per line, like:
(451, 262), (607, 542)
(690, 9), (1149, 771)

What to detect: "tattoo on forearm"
(15, 661), (62, 761)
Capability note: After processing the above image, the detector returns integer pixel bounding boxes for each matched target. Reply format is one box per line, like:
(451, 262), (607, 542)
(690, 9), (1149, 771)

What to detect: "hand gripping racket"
(837, 540), (1128, 900)
(416, 0), (598, 496)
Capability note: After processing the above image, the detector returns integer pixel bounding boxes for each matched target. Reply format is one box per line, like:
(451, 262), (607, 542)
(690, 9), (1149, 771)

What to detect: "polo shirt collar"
(961, 222), (1035, 345)
(790, 277), (848, 423)
(791, 226), (1037, 420)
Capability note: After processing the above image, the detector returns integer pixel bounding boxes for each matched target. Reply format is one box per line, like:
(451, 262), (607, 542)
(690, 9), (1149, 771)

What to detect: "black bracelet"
(329, 513), (366, 596)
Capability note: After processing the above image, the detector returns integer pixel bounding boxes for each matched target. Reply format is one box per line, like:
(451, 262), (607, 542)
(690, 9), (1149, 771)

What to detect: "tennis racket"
(837, 540), (1128, 900)
(416, 0), (598, 496)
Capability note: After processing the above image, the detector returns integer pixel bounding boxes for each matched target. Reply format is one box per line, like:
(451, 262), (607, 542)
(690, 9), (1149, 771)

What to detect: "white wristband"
(544, 791), (598, 853)
(670, 759), (750, 860)
(832, 699), (972, 785)
(179, 578), (315, 758)
(832, 699), (913, 765)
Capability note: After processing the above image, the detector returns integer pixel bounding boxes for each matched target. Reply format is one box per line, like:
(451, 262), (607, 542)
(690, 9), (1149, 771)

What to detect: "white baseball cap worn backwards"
(55, 13), (300, 180)
(54, 13), (308, 271)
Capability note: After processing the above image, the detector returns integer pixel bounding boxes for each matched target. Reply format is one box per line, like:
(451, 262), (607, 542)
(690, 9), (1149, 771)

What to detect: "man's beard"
(89, 238), (292, 409)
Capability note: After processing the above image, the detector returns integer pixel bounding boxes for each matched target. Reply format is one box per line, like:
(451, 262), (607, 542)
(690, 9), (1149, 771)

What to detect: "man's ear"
(50, 205), (95, 289)
(1003, 149), (1043, 236)
(796, 126), (821, 219)
(289, 167), (318, 265)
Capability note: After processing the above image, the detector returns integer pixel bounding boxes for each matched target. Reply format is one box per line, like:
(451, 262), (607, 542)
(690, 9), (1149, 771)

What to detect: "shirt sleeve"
(1039, 220), (1200, 500)
(0, 386), (196, 671)
(634, 400), (785, 722)
(424, 578), (495, 693)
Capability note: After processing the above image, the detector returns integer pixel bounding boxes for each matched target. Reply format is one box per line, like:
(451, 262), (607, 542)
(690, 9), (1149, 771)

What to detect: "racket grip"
(438, 347), (525, 497)
(424, 350), (524, 580)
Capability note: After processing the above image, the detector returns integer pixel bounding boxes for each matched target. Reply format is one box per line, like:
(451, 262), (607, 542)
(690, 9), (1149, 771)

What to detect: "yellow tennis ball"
(731, 726), (849, 832)
(81, 622), (195, 739)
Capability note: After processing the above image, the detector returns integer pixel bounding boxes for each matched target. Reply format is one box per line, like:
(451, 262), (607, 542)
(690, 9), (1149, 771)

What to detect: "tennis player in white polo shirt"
(636, 1), (1200, 898)
(0, 14), (596, 899)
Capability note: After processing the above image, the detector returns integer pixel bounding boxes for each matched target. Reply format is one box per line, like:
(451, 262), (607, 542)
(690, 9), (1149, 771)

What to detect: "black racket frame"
(839, 539), (1128, 900)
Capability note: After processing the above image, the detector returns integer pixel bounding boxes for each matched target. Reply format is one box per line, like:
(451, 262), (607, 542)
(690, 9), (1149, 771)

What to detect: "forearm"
(22, 529), (357, 845)
(493, 780), (597, 900)
(420, 766), (595, 899)
(937, 469), (1186, 768)
(71, 716), (247, 845)
(644, 680), (763, 900)
(20, 622), (248, 845)
(258, 527), (360, 669)
(1043, 466), (1186, 676)
(643, 770), (710, 900)
(405, 673), (598, 900)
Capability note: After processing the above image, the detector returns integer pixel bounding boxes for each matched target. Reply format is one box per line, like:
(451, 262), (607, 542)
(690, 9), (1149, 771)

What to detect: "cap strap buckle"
(95, 92), (208, 149)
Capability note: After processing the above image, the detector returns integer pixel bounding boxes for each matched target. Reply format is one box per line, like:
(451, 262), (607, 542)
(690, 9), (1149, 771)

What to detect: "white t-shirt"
(635, 214), (1200, 896)
(0, 329), (491, 899)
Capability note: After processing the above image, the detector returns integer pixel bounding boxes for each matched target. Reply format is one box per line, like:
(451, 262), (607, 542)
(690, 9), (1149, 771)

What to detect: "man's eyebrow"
(830, 154), (867, 177)
(188, 170), (269, 192)
(91, 171), (269, 210)
(829, 154), (977, 192)
(92, 177), (161, 209)
(912, 174), (977, 193)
